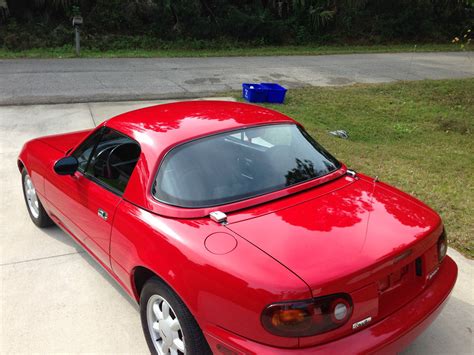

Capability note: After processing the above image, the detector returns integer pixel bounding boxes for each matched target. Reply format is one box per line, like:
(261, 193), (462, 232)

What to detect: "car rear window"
(152, 124), (341, 208)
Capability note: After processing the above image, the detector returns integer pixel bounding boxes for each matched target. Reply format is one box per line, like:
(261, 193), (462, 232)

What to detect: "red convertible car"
(18, 101), (457, 354)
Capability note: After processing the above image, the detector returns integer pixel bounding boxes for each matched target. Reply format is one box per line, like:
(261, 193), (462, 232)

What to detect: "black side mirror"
(54, 156), (78, 175)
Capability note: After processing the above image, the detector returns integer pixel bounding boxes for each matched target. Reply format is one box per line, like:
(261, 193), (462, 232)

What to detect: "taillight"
(438, 229), (448, 262)
(261, 294), (353, 337)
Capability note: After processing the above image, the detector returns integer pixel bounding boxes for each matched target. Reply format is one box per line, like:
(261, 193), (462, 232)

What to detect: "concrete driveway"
(1, 100), (473, 354)
(1, 51), (473, 105)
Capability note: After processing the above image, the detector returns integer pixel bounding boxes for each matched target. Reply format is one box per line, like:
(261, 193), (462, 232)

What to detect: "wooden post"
(75, 26), (80, 56)
(72, 16), (83, 57)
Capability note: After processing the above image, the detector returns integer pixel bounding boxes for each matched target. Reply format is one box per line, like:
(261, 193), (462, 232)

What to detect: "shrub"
(1, 0), (472, 50)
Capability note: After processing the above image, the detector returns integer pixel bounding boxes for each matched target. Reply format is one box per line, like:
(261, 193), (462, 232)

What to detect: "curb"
(0, 90), (226, 107)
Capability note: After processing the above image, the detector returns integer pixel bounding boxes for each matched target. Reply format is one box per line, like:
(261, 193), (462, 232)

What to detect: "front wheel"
(140, 277), (211, 355)
(22, 169), (54, 228)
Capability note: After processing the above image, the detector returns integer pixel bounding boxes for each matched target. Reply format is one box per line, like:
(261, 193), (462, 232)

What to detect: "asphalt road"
(1, 99), (473, 354)
(1, 51), (473, 105)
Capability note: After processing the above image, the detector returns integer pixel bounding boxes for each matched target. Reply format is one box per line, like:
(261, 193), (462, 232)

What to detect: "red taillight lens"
(261, 294), (353, 337)
(438, 229), (448, 262)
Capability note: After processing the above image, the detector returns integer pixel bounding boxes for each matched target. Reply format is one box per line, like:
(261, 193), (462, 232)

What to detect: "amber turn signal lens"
(272, 309), (307, 326)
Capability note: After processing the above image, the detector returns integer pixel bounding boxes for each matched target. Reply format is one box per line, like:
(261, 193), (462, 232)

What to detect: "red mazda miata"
(18, 101), (457, 354)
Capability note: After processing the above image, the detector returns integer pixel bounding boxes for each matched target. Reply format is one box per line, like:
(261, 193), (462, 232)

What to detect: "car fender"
(18, 139), (57, 196)
(110, 199), (311, 348)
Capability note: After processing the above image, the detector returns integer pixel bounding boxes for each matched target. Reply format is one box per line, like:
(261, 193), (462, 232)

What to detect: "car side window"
(72, 129), (103, 173)
(85, 128), (141, 195)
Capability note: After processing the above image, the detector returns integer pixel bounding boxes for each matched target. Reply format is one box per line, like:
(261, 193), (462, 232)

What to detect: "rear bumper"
(204, 256), (457, 355)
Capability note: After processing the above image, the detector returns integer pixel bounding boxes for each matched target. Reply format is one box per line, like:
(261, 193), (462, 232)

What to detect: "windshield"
(153, 124), (341, 208)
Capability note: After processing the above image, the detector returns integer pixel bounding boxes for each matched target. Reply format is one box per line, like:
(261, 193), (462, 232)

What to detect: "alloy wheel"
(24, 174), (40, 219)
(146, 294), (186, 355)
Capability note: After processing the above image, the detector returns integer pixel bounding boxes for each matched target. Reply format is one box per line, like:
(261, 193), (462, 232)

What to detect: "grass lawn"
(235, 79), (473, 258)
(0, 43), (468, 59)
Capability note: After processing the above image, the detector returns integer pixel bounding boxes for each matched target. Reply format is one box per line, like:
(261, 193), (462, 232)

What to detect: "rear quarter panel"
(110, 200), (313, 348)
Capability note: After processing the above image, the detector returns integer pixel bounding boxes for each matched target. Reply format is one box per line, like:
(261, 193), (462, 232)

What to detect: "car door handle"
(98, 208), (108, 220)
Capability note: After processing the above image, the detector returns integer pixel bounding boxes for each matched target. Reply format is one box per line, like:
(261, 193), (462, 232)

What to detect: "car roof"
(104, 100), (299, 218)
(105, 100), (295, 153)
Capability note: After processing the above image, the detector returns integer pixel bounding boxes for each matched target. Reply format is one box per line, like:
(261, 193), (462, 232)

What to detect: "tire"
(22, 169), (54, 228)
(140, 277), (211, 355)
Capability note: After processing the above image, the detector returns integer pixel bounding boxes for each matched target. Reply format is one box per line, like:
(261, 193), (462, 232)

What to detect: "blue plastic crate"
(261, 83), (287, 104)
(242, 83), (266, 103)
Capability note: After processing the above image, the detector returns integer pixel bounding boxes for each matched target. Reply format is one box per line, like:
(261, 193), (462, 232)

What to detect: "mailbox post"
(72, 16), (83, 56)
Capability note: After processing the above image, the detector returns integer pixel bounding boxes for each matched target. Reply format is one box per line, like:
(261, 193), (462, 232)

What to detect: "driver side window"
(73, 127), (141, 195)
(73, 129), (103, 173)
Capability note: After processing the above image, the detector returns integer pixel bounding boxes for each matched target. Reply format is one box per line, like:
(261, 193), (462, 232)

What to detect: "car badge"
(427, 266), (440, 281)
(352, 316), (372, 330)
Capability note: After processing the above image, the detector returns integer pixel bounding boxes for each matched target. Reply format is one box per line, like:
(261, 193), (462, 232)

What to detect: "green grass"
(235, 79), (474, 258)
(0, 43), (469, 59)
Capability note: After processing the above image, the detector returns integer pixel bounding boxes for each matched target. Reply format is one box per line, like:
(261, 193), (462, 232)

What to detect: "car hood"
(226, 175), (441, 294)
(38, 129), (92, 154)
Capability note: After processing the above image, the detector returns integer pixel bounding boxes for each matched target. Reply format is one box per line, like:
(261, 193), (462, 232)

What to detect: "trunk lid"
(226, 175), (442, 295)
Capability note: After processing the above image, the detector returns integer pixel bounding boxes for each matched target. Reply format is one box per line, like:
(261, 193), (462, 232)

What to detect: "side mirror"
(54, 156), (78, 175)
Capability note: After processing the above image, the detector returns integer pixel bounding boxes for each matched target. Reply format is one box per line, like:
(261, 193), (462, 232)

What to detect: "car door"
(46, 127), (141, 268)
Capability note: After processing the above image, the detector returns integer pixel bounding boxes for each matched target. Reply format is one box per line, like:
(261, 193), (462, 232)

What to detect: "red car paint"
(18, 101), (457, 353)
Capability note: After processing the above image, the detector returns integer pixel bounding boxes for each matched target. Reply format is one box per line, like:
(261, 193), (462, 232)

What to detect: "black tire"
(140, 277), (211, 355)
(21, 169), (54, 228)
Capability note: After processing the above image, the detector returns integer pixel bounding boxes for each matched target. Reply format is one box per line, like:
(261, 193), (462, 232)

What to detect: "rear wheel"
(140, 277), (211, 355)
(22, 169), (54, 228)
